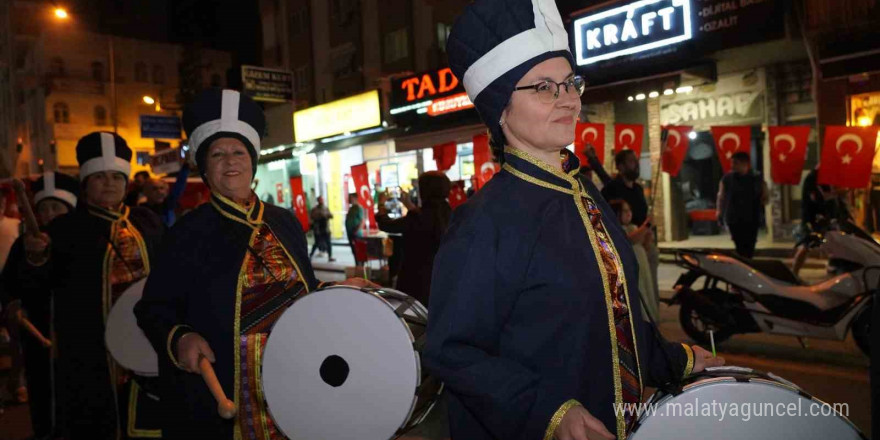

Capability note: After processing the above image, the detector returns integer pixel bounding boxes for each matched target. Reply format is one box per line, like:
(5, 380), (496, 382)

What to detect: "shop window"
(384, 28), (409, 64)
(53, 102), (69, 124)
(91, 61), (104, 81)
(135, 62), (149, 82)
(94, 105), (107, 126)
(436, 23), (452, 53)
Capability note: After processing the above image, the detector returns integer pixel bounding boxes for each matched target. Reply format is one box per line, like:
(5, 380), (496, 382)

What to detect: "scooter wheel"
(679, 300), (733, 346)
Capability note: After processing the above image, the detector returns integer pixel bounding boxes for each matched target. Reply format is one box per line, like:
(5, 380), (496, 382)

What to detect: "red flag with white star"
(350, 163), (377, 231)
(449, 181), (467, 210)
(711, 126), (752, 173)
(661, 125), (691, 177)
(289, 176), (309, 230)
(614, 124), (644, 157)
(473, 133), (499, 189)
(818, 126), (878, 189)
(574, 122), (605, 166)
(768, 126), (810, 185)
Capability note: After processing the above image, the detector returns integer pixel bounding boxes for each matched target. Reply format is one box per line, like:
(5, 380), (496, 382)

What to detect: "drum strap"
(241, 284), (303, 333)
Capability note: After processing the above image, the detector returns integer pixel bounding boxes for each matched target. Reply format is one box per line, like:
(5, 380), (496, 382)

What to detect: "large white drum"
(104, 279), (158, 376)
(261, 285), (442, 440)
(628, 366), (865, 440)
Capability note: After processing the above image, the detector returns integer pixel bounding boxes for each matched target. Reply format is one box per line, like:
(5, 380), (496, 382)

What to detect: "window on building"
(94, 105), (107, 126)
(290, 8), (309, 35)
(53, 102), (69, 124)
(91, 61), (104, 81)
(295, 66), (310, 92)
(436, 23), (452, 52)
(49, 57), (65, 76)
(384, 28), (409, 64)
(152, 65), (165, 84)
(211, 73), (223, 87)
(135, 62), (148, 82)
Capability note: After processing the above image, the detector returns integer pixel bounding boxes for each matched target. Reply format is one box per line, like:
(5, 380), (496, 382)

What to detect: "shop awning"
(394, 124), (487, 153)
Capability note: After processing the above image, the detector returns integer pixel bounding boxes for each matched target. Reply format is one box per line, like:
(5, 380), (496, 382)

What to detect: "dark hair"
(134, 171), (150, 180)
(731, 152), (750, 163)
(348, 193), (358, 201)
(614, 149), (636, 167)
(608, 199), (628, 223)
(489, 131), (506, 163)
(415, 172), (452, 241)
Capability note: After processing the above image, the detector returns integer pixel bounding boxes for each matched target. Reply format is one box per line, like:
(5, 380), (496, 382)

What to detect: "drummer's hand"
(555, 405), (616, 440)
(177, 332), (215, 374)
(691, 345), (725, 373)
(340, 277), (380, 289)
(24, 232), (50, 264)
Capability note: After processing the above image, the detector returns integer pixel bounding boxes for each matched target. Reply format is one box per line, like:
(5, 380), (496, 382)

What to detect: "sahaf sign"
(573, 0), (693, 66)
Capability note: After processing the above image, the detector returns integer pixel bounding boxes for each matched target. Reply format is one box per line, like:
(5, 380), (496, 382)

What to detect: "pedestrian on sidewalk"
(716, 152), (768, 259)
(345, 193), (365, 266)
(792, 167), (850, 275)
(608, 199), (659, 323)
(310, 196), (335, 262)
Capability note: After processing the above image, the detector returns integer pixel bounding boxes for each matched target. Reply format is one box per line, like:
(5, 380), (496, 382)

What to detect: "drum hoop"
(262, 284), (425, 435)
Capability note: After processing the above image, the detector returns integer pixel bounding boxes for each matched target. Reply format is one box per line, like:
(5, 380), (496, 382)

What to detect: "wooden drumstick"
(199, 355), (236, 419)
(12, 179), (40, 237)
(15, 309), (52, 348)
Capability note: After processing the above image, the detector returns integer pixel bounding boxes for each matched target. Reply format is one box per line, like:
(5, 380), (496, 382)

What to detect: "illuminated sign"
(293, 90), (382, 142)
(390, 67), (475, 121)
(573, 0), (692, 66)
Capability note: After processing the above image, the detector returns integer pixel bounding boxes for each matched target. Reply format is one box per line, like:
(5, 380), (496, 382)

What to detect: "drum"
(628, 366), (865, 440)
(262, 285), (442, 440)
(104, 279), (158, 376)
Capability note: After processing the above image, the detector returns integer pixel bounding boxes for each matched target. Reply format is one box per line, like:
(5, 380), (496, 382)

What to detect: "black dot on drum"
(319, 355), (349, 387)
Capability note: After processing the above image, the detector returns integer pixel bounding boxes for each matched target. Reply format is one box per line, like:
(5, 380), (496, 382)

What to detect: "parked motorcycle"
(667, 221), (878, 356)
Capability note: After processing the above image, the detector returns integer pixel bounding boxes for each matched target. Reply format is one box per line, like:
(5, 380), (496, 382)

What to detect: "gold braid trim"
(127, 381), (161, 438)
(543, 399), (582, 440)
(166, 325), (193, 369)
(682, 343), (695, 377)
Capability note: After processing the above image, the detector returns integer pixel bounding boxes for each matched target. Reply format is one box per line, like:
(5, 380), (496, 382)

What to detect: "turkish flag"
(614, 124), (644, 158)
(433, 142), (457, 171)
(768, 126), (811, 185)
(289, 176), (310, 230)
(711, 126), (752, 173)
(449, 181), (467, 210)
(661, 125), (692, 177)
(574, 122), (605, 166)
(473, 133), (499, 189)
(818, 126), (878, 189)
(350, 163), (377, 231)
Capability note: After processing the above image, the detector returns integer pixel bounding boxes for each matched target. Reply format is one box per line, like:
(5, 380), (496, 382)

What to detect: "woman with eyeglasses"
(424, 1), (724, 440)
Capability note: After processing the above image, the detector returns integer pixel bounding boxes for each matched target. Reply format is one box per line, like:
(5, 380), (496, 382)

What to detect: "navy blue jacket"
(134, 193), (320, 439)
(425, 149), (692, 440)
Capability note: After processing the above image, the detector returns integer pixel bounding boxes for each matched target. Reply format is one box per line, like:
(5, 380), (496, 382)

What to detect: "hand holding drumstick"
(178, 332), (236, 419)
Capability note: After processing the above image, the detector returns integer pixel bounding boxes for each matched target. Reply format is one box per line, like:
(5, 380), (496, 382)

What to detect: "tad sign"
(573, 0), (692, 66)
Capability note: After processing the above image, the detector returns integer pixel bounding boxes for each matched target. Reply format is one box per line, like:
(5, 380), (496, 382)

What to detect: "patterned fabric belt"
(240, 280), (304, 334)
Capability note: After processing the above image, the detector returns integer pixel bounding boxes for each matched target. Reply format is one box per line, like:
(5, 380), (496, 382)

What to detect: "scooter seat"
(739, 258), (803, 286)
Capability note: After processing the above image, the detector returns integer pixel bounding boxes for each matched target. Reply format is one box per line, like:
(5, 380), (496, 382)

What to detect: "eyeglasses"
(514, 75), (586, 104)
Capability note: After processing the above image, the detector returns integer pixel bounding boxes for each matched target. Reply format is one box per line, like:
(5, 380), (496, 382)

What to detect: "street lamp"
(143, 96), (156, 105)
(54, 8), (68, 19)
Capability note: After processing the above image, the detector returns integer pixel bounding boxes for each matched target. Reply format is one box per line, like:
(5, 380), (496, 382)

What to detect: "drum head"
(104, 279), (158, 376)
(262, 286), (420, 440)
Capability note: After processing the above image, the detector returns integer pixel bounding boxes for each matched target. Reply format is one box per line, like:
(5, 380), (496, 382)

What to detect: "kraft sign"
(573, 0), (692, 66)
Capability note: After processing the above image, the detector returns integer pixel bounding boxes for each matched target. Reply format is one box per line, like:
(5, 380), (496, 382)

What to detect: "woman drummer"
(424, 1), (724, 440)
(20, 133), (165, 439)
(135, 88), (371, 439)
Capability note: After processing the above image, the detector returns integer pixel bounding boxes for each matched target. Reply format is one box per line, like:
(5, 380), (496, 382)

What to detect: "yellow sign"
(293, 90), (382, 142)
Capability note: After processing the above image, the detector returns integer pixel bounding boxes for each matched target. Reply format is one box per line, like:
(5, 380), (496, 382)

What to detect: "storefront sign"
(293, 90), (382, 142)
(140, 115), (182, 139)
(573, 0), (692, 66)
(390, 67), (475, 123)
(242, 65), (294, 103)
(149, 148), (183, 174)
(660, 69), (765, 129)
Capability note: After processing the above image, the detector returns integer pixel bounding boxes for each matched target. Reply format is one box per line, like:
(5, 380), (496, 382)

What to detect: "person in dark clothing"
(376, 171), (451, 305)
(309, 196), (334, 261)
(3, 171), (79, 439)
(345, 193), (365, 266)
(142, 162), (191, 227)
(792, 167), (850, 274)
(716, 152), (768, 259)
(596, 149), (648, 226)
(124, 170), (150, 207)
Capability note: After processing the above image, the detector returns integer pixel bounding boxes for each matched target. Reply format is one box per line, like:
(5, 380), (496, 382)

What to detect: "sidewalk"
(308, 242), (368, 273)
(658, 233), (828, 268)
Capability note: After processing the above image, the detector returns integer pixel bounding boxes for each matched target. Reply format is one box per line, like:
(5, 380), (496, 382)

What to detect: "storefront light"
(648, 91), (660, 98)
(627, 96), (634, 102)
(635, 93), (646, 101)
(688, 131), (697, 140)
(857, 116), (873, 127)
(663, 89), (674, 96)
(675, 86), (694, 94)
